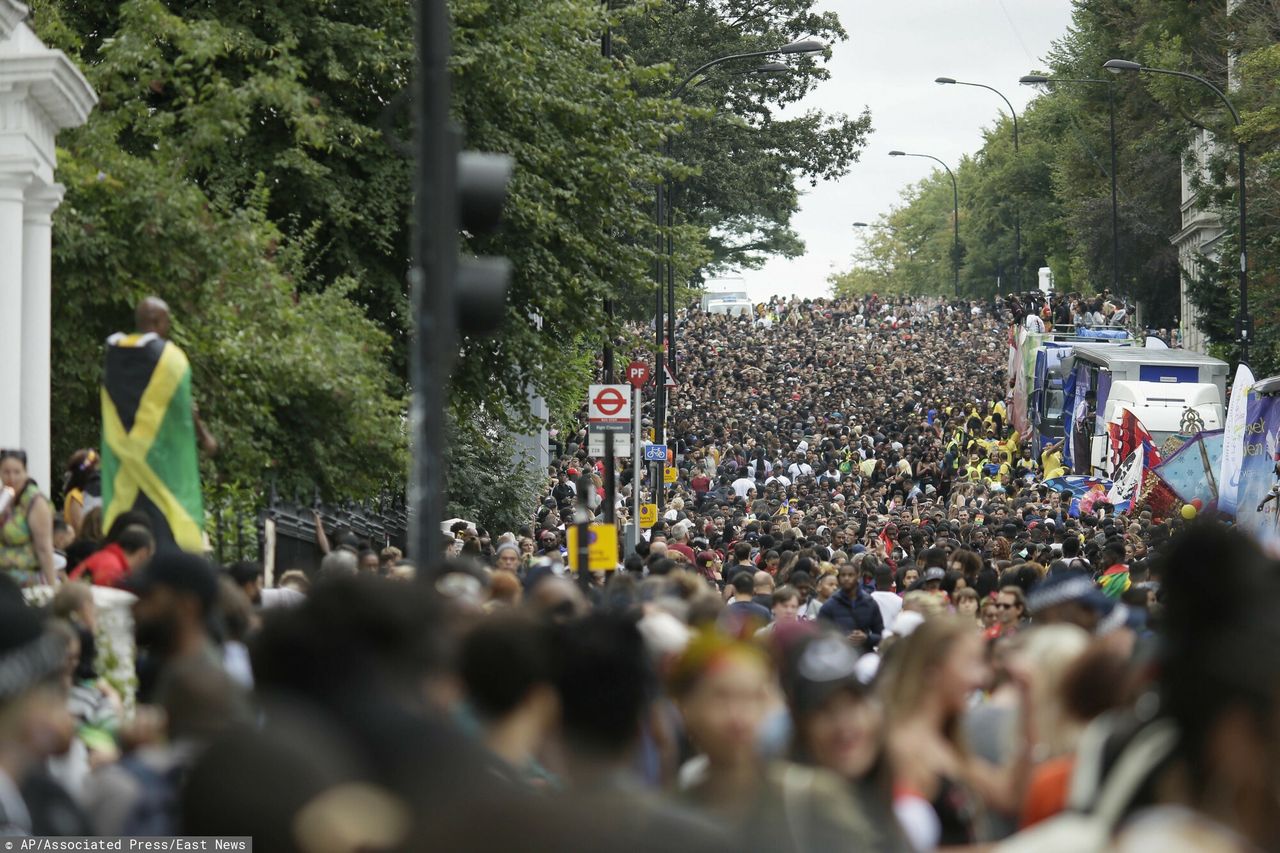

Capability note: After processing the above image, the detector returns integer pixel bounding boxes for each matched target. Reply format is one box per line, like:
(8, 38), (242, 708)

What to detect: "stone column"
(0, 1), (98, 483)
(19, 181), (63, 490)
(0, 170), (29, 452)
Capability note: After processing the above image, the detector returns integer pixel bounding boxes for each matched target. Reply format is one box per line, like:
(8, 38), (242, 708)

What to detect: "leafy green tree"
(448, 0), (689, 423)
(33, 0), (418, 365)
(826, 0), (1206, 320)
(34, 0), (407, 502)
(446, 413), (543, 536)
(828, 262), (901, 299)
(617, 0), (872, 277)
(46, 150), (408, 502)
(1177, 0), (1280, 370)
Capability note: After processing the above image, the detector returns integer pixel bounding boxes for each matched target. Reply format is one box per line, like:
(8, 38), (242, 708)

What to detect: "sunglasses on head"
(0, 449), (28, 465)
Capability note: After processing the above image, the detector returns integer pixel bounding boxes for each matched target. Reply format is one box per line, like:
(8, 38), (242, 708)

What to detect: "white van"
(1090, 380), (1224, 475)
(700, 278), (752, 316)
(703, 293), (753, 317)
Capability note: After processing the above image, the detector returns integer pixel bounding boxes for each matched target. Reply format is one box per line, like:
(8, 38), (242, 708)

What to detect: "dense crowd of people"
(0, 293), (1275, 851)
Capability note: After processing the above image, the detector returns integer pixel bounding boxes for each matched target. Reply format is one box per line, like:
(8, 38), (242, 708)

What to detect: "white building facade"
(0, 0), (96, 490)
(1171, 128), (1226, 355)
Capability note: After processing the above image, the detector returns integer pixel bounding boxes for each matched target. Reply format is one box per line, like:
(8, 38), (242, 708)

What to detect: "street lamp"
(1103, 59), (1249, 364)
(660, 59), (790, 392)
(651, 40), (825, 509)
(852, 221), (869, 228)
(936, 76), (1021, 292)
(674, 40), (825, 97)
(1020, 74), (1121, 299)
(888, 150), (960, 296)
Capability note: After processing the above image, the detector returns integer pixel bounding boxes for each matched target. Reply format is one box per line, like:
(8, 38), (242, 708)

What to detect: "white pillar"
(0, 171), (29, 453)
(19, 181), (63, 490)
(0, 2), (98, 481)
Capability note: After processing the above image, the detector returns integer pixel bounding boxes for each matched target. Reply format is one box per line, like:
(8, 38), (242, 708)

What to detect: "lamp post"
(888, 150), (960, 296)
(1104, 59), (1249, 365)
(664, 61), (792, 390)
(1020, 74), (1120, 300)
(601, 0), (616, 530)
(652, 39), (824, 510)
(936, 76), (1021, 292)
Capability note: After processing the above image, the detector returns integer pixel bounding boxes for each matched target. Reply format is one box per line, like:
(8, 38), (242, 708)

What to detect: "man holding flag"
(101, 297), (217, 553)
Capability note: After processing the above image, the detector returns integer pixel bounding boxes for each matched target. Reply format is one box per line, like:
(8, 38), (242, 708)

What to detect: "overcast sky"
(736, 0), (1076, 301)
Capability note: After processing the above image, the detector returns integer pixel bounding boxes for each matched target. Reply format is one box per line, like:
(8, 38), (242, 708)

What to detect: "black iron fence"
(208, 486), (409, 576)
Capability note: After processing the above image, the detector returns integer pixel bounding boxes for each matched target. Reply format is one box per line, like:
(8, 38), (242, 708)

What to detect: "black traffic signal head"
(456, 151), (514, 334)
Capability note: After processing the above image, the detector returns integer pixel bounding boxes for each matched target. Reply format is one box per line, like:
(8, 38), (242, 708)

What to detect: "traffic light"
(455, 150), (513, 335)
(410, 0), (514, 569)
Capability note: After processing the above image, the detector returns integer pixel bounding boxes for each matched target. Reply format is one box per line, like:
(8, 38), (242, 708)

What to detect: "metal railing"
(208, 483), (408, 573)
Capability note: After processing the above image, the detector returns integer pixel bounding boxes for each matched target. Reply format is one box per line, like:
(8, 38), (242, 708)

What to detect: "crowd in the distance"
(0, 293), (1274, 851)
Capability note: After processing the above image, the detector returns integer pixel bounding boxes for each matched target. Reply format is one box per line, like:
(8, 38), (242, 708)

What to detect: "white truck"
(1064, 343), (1228, 476)
(699, 278), (753, 317)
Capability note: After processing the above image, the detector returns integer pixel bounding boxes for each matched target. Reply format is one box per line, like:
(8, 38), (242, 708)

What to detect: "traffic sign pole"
(632, 384), (641, 554)
(576, 468), (592, 593)
(604, 430), (615, 524)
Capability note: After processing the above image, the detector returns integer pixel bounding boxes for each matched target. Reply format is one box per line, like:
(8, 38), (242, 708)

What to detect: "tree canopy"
(828, 0), (1280, 364)
(34, 0), (866, 519)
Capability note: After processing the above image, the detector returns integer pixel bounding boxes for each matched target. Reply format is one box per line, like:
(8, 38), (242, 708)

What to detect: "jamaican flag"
(101, 332), (204, 552)
(1099, 564), (1131, 600)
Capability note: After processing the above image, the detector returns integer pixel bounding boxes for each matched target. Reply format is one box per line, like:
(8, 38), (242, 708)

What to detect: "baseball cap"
(1027, 573), (1112, 616)
(922, 567), (946, 583)
(787, 635), (869, 715)
(124, 551), (219, 612)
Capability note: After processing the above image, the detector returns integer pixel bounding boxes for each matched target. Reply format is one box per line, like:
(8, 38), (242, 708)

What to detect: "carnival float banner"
(1235, 392), (1280, 554)
(1042, 475), (1127, 517)
(1107, 449), (1144, 508)
(1217, 364), (1254, 517)
(1151, 429), (1221, 508)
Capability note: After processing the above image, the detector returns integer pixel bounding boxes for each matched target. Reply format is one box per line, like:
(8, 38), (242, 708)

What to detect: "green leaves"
(38, 0), (871, 516)
(617, 0), (870, 276)
(829, 0), (1215, 313)
(38, 0), (407, 504)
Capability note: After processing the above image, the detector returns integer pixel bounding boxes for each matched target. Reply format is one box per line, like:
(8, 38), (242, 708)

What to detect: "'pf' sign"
(626, 360), (650, 389)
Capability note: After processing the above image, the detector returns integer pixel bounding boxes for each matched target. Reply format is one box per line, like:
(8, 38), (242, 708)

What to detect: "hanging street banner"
(1236, 392), (1280, 555)
(1218, 363), (1255, 517)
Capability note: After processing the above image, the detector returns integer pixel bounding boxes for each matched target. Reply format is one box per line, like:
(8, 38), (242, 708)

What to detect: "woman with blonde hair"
(900, 590), (947, 620)
(880, 616), (1033, 849)
(1011, 625), (1092, 828)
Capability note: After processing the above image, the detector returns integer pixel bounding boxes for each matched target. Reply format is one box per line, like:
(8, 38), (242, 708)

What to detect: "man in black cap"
(1027, 573), (1112, 633)
(921, 567), (946, 593)
(128, 551), (222, 704)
